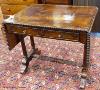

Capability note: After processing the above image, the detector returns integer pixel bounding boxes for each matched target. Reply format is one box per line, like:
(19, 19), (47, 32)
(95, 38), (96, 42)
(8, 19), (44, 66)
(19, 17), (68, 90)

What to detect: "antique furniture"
(0, 0), (37, 15)
(2, 4), (98, 88)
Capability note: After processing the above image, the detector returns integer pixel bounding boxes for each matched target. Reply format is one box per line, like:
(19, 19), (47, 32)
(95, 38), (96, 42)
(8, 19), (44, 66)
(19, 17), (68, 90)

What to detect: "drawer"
(0, 0), (37, 5)
(6, 25), (79, 41)
(62, 32), (79, 41)
(6, 25), (42, 36)
(44, 30), (79, 41)
(1, 4), (27, 15)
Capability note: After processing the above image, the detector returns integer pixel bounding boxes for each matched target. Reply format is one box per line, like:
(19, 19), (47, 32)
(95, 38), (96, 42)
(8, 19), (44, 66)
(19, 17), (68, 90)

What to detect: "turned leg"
(80, 32), (90, 89)
(82, 33), (90, 71)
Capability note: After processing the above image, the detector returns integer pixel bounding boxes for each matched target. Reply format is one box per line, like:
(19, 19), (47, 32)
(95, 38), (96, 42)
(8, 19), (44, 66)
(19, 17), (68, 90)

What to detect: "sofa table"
(2, 4), (98, 89)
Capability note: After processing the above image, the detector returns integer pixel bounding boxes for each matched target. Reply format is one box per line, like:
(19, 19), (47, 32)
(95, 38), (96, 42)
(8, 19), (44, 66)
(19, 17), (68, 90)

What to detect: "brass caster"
(80, 77), (86, 89)
(80, 72), (87, 89)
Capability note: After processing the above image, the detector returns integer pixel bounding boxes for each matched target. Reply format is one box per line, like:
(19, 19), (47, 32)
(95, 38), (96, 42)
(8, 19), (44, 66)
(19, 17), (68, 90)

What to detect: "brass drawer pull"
(58, 34), (62, 38)
(7, 9), (11, 11)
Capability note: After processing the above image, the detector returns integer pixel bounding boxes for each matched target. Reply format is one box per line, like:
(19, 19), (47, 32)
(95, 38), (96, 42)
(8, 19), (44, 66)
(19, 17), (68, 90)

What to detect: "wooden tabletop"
(4, 4), (98, 32)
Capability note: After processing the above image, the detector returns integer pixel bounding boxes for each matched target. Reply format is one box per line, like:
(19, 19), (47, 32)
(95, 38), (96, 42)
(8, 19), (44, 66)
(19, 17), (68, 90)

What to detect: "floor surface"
(0, 25), (100, 90)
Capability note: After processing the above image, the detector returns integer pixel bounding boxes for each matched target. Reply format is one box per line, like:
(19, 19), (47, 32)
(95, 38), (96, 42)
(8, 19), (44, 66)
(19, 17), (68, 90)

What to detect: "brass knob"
(7, 9), (11, 11)
(58, 34), (62, 38)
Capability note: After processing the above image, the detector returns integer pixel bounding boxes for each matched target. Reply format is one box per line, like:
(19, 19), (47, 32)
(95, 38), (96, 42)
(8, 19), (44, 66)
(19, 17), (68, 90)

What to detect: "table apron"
(5, 25), (90, 43)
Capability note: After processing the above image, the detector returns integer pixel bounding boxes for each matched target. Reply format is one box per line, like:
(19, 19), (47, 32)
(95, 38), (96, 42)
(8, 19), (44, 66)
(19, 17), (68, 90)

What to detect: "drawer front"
(7, 25), (79, 41)
(44, 31), (79, 41)
(0, 0), (37, 5)
(6, 25), (42, 36)
(1, 4), (27, 15)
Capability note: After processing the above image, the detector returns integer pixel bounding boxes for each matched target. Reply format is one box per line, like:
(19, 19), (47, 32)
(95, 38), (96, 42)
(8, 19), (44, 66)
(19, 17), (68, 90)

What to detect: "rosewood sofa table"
(2, 4), (98, 89)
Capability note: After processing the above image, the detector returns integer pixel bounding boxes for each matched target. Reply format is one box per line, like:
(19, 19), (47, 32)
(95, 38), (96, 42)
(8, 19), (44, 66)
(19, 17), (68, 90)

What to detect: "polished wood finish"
(2, 4), (98, 88)
(7, 4), (97, 32)
(3, 4), (97, 49)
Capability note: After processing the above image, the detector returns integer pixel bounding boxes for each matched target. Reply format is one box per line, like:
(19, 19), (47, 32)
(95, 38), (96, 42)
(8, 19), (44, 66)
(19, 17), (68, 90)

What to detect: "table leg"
(30, 36), (35, 50)
(30, 36), (41, 56)
(20, 36), (29, 73)
(80, 32), (90, 89)
(20, 36), (41, 74)
(83, 33), (90, 71)
(20, 36), (37, 73)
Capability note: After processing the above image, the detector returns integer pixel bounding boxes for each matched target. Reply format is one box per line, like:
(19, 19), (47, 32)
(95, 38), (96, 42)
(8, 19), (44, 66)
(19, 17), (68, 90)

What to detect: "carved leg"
(80, 33), (90, 89)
